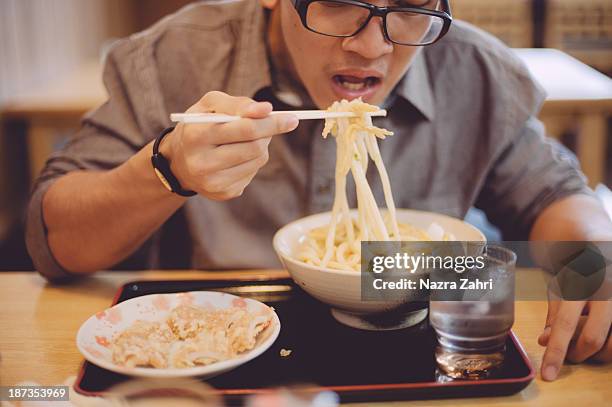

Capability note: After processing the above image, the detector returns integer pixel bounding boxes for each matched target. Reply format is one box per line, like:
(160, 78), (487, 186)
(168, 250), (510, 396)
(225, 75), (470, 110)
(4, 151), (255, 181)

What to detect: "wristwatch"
(151, 126), (197, 197)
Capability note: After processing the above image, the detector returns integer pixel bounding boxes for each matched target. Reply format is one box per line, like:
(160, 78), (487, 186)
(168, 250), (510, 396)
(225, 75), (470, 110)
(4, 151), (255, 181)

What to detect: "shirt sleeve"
(25, 123), (150, 282)
(475, 115), (594, 240)
(25, 39), (161, 282)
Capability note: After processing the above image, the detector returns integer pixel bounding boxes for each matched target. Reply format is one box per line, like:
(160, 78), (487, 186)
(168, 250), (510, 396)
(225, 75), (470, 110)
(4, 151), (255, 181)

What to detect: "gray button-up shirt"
(26, 0), (591, 281)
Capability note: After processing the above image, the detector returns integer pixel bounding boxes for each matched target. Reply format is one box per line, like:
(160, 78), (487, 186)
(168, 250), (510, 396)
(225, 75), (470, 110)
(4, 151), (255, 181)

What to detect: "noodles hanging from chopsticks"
(298, 98), (453, 272)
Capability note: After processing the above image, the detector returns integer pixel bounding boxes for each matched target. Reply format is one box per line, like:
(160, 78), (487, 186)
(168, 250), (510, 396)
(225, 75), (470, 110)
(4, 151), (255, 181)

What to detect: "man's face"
(271, 0), (426, 109)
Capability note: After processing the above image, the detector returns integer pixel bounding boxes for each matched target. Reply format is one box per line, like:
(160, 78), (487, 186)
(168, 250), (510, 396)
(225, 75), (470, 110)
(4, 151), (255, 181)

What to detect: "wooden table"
(514, 48), (612, 188)
(1, 270), (610, 406)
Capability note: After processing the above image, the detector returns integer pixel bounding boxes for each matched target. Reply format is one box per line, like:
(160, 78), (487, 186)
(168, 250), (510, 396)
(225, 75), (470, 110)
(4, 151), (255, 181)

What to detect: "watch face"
(154, 168), (173, 192)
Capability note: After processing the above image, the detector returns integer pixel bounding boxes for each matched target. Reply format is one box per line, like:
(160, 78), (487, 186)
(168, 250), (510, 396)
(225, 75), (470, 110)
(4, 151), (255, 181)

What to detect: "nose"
(341, 16), (394, 59)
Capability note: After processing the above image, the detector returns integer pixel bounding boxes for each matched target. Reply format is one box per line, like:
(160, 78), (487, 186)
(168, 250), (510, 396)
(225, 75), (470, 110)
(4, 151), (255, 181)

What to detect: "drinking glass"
(429, 245), (516, 380)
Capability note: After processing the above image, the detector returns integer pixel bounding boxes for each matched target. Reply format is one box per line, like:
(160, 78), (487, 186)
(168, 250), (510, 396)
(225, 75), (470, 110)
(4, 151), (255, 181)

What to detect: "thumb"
(194, 91), (272, 118)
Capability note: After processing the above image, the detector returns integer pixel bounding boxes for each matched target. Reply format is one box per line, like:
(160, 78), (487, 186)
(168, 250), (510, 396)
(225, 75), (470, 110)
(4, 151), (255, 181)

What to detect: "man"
(26, 0), (611, 381)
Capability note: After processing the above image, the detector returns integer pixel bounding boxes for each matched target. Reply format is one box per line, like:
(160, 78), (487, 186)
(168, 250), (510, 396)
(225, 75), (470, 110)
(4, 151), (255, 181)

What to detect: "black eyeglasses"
(292, 0), (452, 46)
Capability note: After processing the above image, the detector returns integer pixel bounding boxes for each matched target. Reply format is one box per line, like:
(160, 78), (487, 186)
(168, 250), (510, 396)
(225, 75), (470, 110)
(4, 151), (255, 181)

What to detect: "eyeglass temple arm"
(443, 0), (452, 17)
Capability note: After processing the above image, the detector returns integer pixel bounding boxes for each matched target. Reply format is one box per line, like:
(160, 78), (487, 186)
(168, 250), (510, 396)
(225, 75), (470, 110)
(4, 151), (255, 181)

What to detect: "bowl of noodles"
(273, 209), (485, 330)
(273, 99), (485, 330)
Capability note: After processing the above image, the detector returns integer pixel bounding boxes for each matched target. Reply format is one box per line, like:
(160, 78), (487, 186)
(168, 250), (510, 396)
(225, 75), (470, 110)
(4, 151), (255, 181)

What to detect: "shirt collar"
(395, 51), (436, 121)
(244, 23), (314, 108)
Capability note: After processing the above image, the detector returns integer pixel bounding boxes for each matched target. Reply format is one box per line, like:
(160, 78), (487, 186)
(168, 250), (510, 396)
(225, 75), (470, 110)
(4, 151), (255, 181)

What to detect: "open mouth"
(332, 75), (381, 91)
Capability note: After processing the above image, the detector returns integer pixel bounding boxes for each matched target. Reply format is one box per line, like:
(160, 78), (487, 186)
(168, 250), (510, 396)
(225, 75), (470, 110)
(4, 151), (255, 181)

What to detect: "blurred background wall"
(0, 0), (191, 269)
(0, 0), (611, 270)
(0, 0), (136, 105)
(453, 0), (612, 72)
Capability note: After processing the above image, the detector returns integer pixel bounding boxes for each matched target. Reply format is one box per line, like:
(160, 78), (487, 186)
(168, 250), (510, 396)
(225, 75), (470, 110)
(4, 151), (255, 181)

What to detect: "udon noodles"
(298, 98), (454, 272)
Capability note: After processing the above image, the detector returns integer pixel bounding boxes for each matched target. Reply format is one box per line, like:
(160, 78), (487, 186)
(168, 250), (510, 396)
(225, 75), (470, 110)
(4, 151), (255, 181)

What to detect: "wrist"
(157, 127), (182, 189)
(158, 125), (176, 162)
(115, 141), (186, 204)
(152, 126), (196, 197)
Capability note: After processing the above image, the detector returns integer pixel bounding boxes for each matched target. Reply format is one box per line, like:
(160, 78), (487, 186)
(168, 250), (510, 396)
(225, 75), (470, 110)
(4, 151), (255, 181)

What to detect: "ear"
(260, 0), (279, 9)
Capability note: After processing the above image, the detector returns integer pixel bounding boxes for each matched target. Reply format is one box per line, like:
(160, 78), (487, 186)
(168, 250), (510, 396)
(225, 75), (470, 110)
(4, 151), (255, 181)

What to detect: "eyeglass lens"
(305, 1), (445, 45)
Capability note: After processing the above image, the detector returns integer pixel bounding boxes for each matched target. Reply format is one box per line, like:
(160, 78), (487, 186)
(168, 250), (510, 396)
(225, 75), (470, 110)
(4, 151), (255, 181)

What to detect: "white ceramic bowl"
(76, 291), (280, 378)
(273, 209), (486, 330)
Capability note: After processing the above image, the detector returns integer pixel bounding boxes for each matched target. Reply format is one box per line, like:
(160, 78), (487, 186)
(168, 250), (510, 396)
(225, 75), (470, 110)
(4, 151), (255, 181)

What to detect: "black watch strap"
(151, 126), (197, 197)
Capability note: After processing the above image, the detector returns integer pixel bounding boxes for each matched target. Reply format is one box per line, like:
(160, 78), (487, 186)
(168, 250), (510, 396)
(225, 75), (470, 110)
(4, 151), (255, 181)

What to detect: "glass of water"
(429, 245), (516, 380)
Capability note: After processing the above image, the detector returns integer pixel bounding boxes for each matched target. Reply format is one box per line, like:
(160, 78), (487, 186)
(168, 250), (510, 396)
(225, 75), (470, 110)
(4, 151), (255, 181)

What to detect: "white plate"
(76, 291), (280, 378)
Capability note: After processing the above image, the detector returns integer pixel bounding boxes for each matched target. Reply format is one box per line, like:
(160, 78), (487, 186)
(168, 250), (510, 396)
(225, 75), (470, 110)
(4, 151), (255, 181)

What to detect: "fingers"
(538, 326), (551, 347)
(538, 301), (612, 367)
(541, 301), (585, 381)
(196, 91), (273, 118)
(203, 152), (270, 193)
(538, 300), (561, 346)
(592, 331), (612, 363)
(208, 113), (298, 144)
(168, 91), (298, 201)
(180, 111), (297, 146)
(204, 166), (262, 201)
(203, 138), (271, 172)
(182, 91), (298, 145)
(566, 301), (612, 363)
(539, 302), (596, 347)
(546, 300), (562, 326)
(193, 139), (271, 199)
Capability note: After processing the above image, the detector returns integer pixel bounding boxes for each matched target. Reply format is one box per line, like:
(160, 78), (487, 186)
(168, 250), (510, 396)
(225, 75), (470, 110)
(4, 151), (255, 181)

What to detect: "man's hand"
(529, 194), (612, 380)
(538, 300), (612, 380)
(162, 91), (298, 200)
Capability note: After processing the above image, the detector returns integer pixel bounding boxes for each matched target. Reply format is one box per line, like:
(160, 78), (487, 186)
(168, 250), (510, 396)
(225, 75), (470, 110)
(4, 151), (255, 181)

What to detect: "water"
(430, 301), (514, 350)
(429, 245), (516, 380)
(430, 301), (514, 379)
